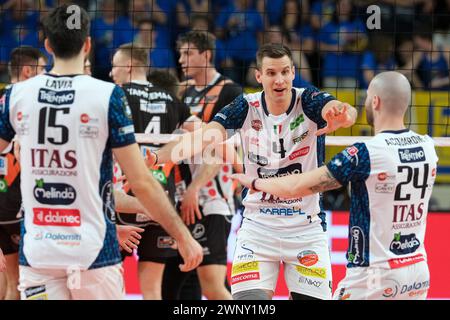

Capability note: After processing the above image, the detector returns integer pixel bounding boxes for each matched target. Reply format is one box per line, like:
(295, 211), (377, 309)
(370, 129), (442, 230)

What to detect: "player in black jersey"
(162, 31), (243, 300)
(0, 46), (47, 300)
(110, 43), (201, 300)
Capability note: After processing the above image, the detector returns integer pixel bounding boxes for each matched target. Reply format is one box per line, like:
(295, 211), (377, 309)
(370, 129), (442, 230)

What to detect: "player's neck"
(374, 118), (406, 134)
(193, 67), (218, 89)
(50, 57), (84, 76)
(265, 92), (293, 116)
(130, 73), (148, 83)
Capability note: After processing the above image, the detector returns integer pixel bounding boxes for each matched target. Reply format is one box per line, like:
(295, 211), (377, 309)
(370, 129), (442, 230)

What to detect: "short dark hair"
(116, 43), (149, 68)
(8, 46), (47, 80)
(177, 31), (216, 64)
(147, 70), (179, 97)
(256, 43), (293, 70)
(42, 4), (90, 59)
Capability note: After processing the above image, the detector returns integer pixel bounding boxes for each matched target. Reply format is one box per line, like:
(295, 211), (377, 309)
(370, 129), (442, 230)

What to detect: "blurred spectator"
(281, 0), (313, 53)
(216, 0), (264, 86)
(91, 0), (134, 80)
(360, 34), (396, 88)
(401, 25), (450, 90)
(0, 0), (40, 81)
(246, 25), (311, 88)
(310, 0), (335, 31)
(318, 0), (368, 89)
(134, 18), (177, 74)
(256, 0), (286, 27)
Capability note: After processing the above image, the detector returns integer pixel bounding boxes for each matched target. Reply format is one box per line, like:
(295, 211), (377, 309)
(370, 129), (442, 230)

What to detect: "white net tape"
(135, 134), (450, 147)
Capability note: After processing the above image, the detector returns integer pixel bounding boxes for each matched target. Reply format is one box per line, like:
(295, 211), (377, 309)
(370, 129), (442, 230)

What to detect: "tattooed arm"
(232, 166), (342, 199)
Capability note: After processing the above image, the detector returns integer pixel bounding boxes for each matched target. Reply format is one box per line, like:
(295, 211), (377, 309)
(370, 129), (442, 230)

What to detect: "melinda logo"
(33, 208), (81, 227)
(34, 179), (76, 205)
(38, 89), (75, 105)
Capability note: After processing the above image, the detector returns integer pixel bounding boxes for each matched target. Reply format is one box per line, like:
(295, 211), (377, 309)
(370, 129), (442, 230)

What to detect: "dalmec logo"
(289, 146), (310, 160)
(33, 208), (81, 227)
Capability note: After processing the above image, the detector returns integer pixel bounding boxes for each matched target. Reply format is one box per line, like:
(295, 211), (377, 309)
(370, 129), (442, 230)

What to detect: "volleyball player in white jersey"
(0, 4), (202, 300)
(233, 71), (438, 300)
(151, 43), (357, 300)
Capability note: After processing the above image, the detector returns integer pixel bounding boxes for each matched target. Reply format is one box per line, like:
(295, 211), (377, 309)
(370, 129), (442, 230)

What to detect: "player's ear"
(84, 37), (92, 56)
(22, 65), (32, 79)
(44, 39), (54, 55)
(373, 95), (381, 110)
(255, 68), (262, 84)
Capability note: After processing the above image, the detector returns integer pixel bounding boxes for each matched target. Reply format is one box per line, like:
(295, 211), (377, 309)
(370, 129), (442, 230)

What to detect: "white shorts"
(19, 263), (125, 300)
(231, 219), (332, 300)
(333, 261), (430, 300)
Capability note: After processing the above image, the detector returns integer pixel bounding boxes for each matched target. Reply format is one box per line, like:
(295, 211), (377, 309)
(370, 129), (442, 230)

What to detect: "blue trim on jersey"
(261, 89), (296, 116)
(327, 142), (371, 267)
(211, 94), (249, 130)
(18, 220), (30, 266)
(89, 143), (121, 269)
(316, 134), (327, 231)
(108, 86), (136, 148)
(301, 86), (336, 128)
(380, 129), (410, 134)
(0, 86), (16, 142)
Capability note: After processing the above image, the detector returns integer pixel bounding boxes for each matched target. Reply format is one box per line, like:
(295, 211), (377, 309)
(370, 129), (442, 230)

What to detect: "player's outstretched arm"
(316, 100), (358, 136)
(114, 143), (203, 272)
(232, 166), (342, 199)
(153, 121), (227, 165)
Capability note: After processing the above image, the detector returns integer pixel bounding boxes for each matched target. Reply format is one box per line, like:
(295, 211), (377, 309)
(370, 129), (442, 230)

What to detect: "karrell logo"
(398, 147), (426, 163)
(33, 208), (81, 227)
(34, 179), (76, 205)
(348, 226), (365, 265)
(389, 233), (420, 255)
(38, 89), (75, 105)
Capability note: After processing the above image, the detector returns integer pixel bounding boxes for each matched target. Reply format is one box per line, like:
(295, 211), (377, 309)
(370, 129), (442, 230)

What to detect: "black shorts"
(188, 214), (232, 266)
(0, 221), (21, 255)
(120, 223), (178, 264)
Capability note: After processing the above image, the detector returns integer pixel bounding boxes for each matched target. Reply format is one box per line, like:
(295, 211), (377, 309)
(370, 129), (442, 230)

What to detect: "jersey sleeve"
(326, 142), (371, 185)
(0, 87), (16, 143)
(211, 82), (243, 117)
(211, 94), (249, 130)
(301, 86), (336, 128)
(108, 85), (136, 148)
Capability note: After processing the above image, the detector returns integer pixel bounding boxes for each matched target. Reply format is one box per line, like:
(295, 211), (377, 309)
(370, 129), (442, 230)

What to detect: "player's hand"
(231, 173), (254, 191)
(144, 149), (158, 168)
(316, 103), (353, 136)
(116, 225), (144, 253)
(0, 248), (6, 272)
(180, 186), (202, 225)
(177, 236), (203, 272)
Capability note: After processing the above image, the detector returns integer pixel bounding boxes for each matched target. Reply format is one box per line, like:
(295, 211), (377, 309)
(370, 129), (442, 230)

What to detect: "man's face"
(36, 57), (47, 75)
(364, 86), (374, 126)
(255, 55), (295, 105)
(110, 51), (130, 85)
(178, 42), (208, 78)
